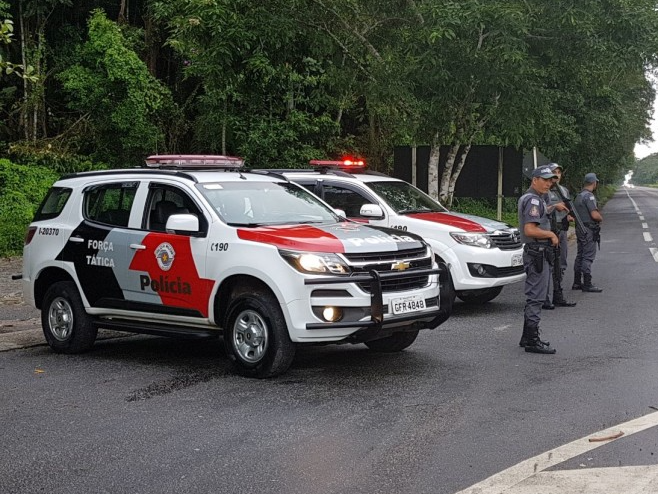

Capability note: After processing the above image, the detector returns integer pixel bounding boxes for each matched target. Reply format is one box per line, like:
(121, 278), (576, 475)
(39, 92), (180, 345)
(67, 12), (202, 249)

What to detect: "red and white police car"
(272, 159), (525, 306)
(20, 155), (445, 377)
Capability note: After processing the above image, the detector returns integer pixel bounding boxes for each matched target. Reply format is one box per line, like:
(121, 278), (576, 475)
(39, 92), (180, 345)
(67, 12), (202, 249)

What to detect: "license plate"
(391, 295), (426, 315)
(511, 253), (523, 267)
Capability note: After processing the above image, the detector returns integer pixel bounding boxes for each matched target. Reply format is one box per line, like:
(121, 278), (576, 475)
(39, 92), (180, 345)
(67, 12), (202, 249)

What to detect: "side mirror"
(333, 208), (346, 218)
(166, 214), (199, 234)
(360, 204), (384, 218)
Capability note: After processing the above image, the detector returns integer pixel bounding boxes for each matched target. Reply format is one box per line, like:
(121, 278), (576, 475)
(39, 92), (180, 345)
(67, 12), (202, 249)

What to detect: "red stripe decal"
(406, 212), (487, 232)
(129, 233), (214, 317)
(237, 225), (345, 252)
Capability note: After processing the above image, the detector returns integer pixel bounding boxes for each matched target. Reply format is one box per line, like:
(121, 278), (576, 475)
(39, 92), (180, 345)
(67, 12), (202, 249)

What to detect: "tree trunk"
(439, 144), (459, 204)
(446, 144), (471, 206)
(427, 132), (441, 200)
(18, 0), (29, 140)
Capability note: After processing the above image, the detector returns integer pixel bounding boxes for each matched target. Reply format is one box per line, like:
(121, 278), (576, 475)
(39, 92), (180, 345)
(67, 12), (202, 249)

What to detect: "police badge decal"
(155, 242), (176, 271)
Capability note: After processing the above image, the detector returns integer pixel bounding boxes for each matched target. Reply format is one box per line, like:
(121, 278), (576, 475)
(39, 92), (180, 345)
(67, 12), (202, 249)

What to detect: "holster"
(525, 244), (547, 273)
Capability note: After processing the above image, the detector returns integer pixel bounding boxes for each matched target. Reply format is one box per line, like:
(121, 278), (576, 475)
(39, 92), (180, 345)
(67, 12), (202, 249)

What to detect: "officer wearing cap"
(542, 163), (576, 308)
(517, 166), (559, 354)
(572, 173), (603, 292)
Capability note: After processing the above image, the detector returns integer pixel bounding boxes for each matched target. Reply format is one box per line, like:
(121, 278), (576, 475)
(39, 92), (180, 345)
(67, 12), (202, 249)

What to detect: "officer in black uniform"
(542, 163), (576, 309)
(572, 172), (603, 292)
(517, 166), (559, 354)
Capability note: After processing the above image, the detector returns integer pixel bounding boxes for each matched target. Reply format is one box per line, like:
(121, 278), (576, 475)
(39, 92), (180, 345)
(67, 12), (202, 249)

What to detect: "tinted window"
(322, 185), (372, 218)
(83, 182), (138, 227)
(145, 185), (207, 233)
(33, 187), (72, 221)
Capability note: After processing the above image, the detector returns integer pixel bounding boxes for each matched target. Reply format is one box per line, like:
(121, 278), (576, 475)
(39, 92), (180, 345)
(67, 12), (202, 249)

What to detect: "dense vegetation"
(633, 153), (658, 185)
(1, 1), (657, 254)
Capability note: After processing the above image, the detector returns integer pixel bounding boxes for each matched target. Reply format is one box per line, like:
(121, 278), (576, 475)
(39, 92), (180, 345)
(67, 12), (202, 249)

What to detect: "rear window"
(33, 187), (72, 221)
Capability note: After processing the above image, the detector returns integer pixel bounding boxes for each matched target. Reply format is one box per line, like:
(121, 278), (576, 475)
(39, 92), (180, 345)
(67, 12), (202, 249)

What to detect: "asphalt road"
(2, 186), (658, 494)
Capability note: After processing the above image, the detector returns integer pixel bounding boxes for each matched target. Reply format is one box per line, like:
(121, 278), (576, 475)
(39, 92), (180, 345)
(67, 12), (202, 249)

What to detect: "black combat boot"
(542, 299), (555, 310)
(524, 322), (556, 354)
(572, 271), (582, 290)
(582, 273), (602, 293)
(519, 319), (550, 347)
(553, 289), (577, 307)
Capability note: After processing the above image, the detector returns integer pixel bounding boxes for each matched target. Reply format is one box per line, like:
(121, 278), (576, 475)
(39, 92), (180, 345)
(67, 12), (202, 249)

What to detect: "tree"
(57, 9), (175, 166)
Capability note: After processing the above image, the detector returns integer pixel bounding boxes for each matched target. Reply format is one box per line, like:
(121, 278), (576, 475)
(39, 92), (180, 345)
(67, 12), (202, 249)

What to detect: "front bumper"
(303, 267), (442, 330)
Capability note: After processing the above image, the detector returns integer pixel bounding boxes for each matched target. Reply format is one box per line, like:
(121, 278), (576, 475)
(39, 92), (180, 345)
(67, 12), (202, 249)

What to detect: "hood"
(406, 212), (510, 233)
(237, 222), (425, 253)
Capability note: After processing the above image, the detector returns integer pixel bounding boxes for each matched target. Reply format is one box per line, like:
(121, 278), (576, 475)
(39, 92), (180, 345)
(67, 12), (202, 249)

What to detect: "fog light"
(322, 307), (343, 322)
(475, 264), (487, 276)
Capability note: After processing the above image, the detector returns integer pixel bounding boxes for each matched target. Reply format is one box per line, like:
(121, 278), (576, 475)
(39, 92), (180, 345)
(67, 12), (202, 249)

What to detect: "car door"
(121, 182), (215, 319)
(57, 180), (138, 309)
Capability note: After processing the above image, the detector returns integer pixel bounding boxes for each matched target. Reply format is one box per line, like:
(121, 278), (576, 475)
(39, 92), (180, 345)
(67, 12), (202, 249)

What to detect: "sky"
(634, 76), (658, 160)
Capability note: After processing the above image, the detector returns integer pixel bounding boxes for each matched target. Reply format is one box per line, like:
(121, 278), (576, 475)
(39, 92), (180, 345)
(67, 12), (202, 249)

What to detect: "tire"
(364, 330), (419, 352)
(457, 286), (503, 305)
(436, 259), (455, 326)
(41, 281), (98, 354)
(224, 289), (295, 378)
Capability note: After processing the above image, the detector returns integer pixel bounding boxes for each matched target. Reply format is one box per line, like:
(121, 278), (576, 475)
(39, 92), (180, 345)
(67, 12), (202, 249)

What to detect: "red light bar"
(145, 154), (244, 168)
(309, 158), (366, 171)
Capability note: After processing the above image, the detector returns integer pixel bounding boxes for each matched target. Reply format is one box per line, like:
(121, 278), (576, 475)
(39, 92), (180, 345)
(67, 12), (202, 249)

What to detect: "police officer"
(572, 172), (603, 292)
(542, 163), (576, 308)
(518, 166), (558, 354)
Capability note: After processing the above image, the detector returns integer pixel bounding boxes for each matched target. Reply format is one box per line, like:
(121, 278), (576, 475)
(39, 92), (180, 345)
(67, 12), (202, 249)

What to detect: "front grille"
(342, 248), (433, 293)
(490, 230), (522, 250)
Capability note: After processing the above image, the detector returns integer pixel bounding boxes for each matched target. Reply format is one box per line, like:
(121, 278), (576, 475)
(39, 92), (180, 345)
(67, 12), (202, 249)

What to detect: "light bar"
(145, 154), (244, 168)
(309, 158), (366, 170)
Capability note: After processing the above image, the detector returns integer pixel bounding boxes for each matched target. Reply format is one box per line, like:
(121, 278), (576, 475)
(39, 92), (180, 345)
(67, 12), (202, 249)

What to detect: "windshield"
(367, 181), (449, 214)
(197, 181), (340, 226)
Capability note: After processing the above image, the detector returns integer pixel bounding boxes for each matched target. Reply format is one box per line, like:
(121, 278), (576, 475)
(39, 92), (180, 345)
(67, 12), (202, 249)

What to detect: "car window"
(33, 187), (72, 221)
(83, 182), (138, 227)
(144, 185), (207, 233)
(197, 181), (339, 226)
(366, 180), (448, 214)
(322, 185), (373, 219)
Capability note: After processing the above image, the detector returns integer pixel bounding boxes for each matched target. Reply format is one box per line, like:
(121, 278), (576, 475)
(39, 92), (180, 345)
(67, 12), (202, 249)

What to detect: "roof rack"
(145, 154), (244, 169)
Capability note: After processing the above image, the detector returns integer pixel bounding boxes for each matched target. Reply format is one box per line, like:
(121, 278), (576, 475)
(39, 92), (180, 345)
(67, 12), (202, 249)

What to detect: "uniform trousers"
(574, 228), (597, 276)
(523, 248), (550, 325)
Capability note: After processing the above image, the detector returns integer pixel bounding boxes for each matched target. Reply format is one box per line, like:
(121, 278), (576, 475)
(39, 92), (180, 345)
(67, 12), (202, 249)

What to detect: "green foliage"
(633, 153), (658, 185)
(0, 159), (59, 256)
(451, 197), (519, 227)
(8, 141), (107, 174)
(57, 10), (175, 167)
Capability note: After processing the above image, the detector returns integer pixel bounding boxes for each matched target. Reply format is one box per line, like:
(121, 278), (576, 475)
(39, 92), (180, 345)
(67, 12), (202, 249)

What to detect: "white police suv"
(20, 155), (445, 377)
(273, 160), (524, 306)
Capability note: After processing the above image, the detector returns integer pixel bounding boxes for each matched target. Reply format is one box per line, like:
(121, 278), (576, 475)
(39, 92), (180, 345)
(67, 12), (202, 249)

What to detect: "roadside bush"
(0, 159), (60, 257)
(451, 197), (518, 227)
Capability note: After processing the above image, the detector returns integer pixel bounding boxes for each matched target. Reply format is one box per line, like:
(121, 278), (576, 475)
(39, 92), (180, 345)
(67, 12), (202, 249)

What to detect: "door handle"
(130, 244), (146, 250)
(68, 237), (84, 243)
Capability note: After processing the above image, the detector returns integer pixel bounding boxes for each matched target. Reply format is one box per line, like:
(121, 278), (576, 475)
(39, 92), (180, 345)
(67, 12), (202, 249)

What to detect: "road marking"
(642, 223), (649, 229)
(644, 232), (653, 242)
(639, 215), (645, 221)
(651, 248), (658, 263)
(504, 465), (658, 494)
(454, 410), (658, 494)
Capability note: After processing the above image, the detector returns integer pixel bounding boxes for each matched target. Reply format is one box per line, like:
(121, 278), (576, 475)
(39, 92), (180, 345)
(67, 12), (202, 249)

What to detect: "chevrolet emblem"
(391, 261), (410, 271)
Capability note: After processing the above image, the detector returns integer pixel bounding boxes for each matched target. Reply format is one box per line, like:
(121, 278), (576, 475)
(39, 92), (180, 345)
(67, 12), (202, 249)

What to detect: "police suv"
(21, 155), (445, 378)
(272, 160), (524, 306)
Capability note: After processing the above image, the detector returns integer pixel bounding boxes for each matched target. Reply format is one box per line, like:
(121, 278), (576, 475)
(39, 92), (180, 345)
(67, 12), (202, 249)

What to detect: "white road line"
(642, 223), (649, 229)
(454, 410), (658, 494)
(639, 216), (645, 221)
(650, 248), (658, 263)
(506, 465), (658, 494)
(644, 232), (653, 242)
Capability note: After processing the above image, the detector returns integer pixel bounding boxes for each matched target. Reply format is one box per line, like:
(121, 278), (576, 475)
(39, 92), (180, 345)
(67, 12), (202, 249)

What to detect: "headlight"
(279, 250), (351, 275)
(450, 232), (492, 249)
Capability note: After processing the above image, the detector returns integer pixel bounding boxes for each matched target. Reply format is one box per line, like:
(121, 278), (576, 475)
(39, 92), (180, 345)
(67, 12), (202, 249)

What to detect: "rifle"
(551, 183), (588, 237)
(547, 204), (563, 289)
